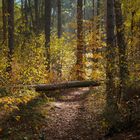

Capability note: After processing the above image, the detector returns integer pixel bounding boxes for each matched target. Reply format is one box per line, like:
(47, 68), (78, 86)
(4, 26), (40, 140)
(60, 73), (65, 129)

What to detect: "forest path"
(0, 87), (103, 140)
(41, 88), (99, 140)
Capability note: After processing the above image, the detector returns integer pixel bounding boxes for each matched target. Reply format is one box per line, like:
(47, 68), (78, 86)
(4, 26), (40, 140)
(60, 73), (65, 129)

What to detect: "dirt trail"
(41, 88), (98, 140)
(0, 87), (139, 140)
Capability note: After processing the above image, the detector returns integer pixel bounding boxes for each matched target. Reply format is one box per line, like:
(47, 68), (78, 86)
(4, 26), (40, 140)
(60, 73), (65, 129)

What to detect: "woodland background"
(0, 0), (140, 139)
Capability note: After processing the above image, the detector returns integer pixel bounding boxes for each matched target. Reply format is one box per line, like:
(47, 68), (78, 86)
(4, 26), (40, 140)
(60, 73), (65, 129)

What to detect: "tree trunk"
(106, 0), (117, 107)
(7, 0), (14, 54)
(35, 80), (100, 91)
(2, 0), (7, 43)
(83, 0), (86, 20)
(7, 0), (14, 72)
(34, 0), (39, 33)
(1, 81), (100, 91)
(24, 0), (28, 28)
(21, 0), (24, 23)
(57, 0), (62, 38)
(92, 0), (95, 18)
(92, 0), (100, 76)
(94, 0), (97, 19)
(76, 0), (84, 80)
(114, 0), (129, 101)
(57, 0), (62, 77)
(45, 0), (51, 72)
(93, 0), (100, 30)
(105, 0), (119, 127)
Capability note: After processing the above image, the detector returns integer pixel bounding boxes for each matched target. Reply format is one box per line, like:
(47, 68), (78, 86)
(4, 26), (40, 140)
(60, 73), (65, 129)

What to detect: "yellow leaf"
(15, 116), (21, 121)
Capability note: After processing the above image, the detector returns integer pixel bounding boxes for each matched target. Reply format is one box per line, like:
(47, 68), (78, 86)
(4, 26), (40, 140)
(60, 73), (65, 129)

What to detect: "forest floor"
(41, 88), (104, 140)
(0, 87), (140, 140)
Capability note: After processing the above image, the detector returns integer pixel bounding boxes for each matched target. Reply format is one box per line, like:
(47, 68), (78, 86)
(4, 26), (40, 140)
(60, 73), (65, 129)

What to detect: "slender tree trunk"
(94, 0), (97, 19)
(97, 0), (100, 32)
(57, 0), (62, 77)
(130, 10), (136, 81)
(45, 0), (51, 72)
(114, 0), (129, 101)
(21, 0), (24, 23)
(83, 0), (86, 54)
(76, 0), (84, 80)
(57, 0), (62, 38)
(106, 0), (117, 107)
(41, 0), (44, 21)
(51, 1), (57, 30)
(105, 0), (120, 128)
(131, 11), (135, 50)
(7, 0), (14, 72)
(92, 0), (95, 19)
(7, 0), (14, 55)
(34, 0), (39, 33)
(92, 0), (100, 76)
(83, 0), (86, 20)
(92, 0), (95, 35)
(28, 0), (34, 30)
(93, 0), (100, 30)
(93, 0), (100, 35)
(24, 0), (28, 28)
(2, 0), (7, 43)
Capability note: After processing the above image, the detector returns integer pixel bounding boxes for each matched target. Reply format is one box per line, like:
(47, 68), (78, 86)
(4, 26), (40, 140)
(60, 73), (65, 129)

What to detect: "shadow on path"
(41, 88), (101, 140)
(0, 88), (101, 140)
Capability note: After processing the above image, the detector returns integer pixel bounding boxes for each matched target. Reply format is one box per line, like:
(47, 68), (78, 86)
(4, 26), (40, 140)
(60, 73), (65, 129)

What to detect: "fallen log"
(0, 81), (100, 92)
(34, 80), (100, 91)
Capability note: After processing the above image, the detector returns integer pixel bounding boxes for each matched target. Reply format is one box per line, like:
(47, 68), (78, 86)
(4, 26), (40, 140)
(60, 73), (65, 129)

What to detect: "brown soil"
(0, 87), (139, 140)
(41, 88), (101, 140)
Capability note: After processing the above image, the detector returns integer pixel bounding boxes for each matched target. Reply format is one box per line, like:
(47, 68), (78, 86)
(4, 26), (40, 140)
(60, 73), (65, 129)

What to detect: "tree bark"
(0, 81), (101, 91)
(114, 0), (129, 101)
(2, 0), (7, 43)
(24, 0), (28, 28)
(34, 0), (39, 33)
(56, 0), (62, 77)
(1, 81), (100, 91)
(57, 0), (62, 38)
(45, 0), (51, 72)
(35, 80), (100, 91)
(92, 0), (100, 76)
(7, 0), (14, 72)
(93, 0), (100, 30)
(105, 0), (119, 127)
(28, 0), (34, 30)
(76, 0), (84, 80)
(21, 0), (24, 23)
(106, 0), (117, 106)
(7, 0), (14, 55)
